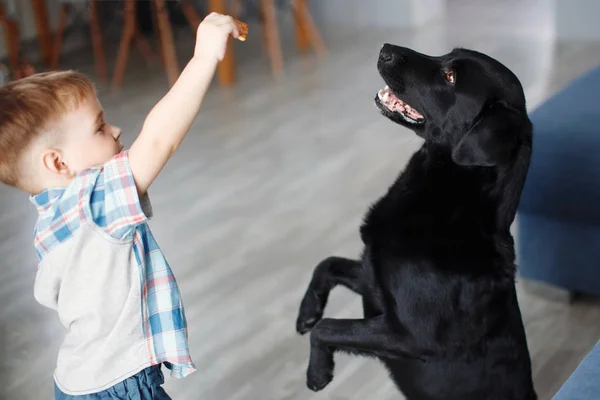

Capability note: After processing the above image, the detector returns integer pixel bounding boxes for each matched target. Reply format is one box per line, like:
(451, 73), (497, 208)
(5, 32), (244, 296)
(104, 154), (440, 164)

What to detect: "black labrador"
(295, 44), (536, 400)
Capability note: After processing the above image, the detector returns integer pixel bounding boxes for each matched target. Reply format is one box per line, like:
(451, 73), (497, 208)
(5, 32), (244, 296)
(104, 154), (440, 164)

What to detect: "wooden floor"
(2, 0), (600, 399)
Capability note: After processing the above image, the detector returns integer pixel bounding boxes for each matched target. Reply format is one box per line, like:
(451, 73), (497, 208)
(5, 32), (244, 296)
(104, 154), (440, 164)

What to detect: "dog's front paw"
(306, 365), (333, 392)
(296, 313), (321, 335)
(296, 292), (323, 335)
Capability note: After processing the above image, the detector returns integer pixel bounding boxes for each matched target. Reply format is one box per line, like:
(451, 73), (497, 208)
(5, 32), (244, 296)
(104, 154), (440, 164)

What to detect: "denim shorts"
(54, 365), (171, 400)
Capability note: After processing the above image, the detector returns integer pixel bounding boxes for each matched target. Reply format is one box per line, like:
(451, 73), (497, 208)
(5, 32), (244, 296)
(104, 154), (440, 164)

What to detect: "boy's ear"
(42, 149), (75, 178)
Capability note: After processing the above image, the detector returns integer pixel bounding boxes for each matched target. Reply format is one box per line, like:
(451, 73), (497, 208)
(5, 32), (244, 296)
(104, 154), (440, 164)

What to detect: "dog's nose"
(380, 51), (394, 64)
(379, 43), (405, 66)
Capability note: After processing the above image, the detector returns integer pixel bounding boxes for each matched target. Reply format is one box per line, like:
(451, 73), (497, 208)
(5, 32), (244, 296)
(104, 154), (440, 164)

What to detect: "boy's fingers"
(217, 20), (239, 36)
(231, 21), (240, 37)
(201, 14), (245, 40)
(233, 17), (247, 40)
(203, 12), (220, 22)
(214, 16), (235, 27)
(214, 14), (233, 24)
(204, 13), (228, 25)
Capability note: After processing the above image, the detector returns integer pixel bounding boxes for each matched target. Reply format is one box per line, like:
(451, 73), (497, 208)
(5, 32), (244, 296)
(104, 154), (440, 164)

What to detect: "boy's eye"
(97, 123), (106, 133)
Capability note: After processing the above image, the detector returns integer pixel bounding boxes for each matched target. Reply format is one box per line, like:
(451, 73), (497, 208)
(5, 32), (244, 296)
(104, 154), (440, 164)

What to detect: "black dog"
(296, 44), (536, 400)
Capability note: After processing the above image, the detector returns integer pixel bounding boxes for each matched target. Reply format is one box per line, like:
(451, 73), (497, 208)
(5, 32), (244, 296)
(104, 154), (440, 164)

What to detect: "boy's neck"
(28, 174), (73, 196)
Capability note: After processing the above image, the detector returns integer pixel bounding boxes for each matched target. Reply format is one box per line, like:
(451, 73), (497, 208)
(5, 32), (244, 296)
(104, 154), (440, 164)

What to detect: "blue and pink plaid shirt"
(31, 151), (195, 391)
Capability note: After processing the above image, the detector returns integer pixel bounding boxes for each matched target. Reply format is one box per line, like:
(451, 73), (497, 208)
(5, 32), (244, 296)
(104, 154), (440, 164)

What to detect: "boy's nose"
(113, 127), (122, 140)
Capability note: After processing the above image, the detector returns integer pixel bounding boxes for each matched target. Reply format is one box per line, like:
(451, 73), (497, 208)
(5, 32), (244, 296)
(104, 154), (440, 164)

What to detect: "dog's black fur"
(295, 44), (536, 400)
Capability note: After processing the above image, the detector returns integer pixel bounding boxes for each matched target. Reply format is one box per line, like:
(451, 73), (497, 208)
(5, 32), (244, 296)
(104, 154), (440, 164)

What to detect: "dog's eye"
(445, 70), (456, 84)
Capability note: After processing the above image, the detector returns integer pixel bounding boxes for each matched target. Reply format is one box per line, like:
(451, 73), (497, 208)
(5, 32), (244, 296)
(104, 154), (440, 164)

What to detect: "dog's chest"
(359, 190), (440, 247)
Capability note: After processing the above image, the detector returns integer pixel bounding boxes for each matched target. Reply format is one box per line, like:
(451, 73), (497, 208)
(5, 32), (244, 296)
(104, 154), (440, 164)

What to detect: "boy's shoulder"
(31, 152), (153, 262)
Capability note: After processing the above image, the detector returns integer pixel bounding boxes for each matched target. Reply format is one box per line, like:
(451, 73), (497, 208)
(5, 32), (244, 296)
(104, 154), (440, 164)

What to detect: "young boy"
(0, 13), (241, 399)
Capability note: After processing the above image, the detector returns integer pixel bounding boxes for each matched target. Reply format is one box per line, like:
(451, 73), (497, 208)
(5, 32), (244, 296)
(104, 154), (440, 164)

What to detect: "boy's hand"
(194, 12), (240, 62)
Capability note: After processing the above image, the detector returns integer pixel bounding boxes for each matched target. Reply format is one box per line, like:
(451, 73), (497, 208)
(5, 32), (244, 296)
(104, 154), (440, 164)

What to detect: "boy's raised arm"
(128, 13), (240, 195)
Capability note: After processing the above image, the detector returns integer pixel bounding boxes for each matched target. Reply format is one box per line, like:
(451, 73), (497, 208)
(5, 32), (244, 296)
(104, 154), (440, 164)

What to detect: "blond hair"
(0, 70), (96, 188)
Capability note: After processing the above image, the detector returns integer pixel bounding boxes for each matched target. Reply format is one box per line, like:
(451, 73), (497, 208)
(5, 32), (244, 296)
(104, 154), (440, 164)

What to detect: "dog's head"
(375, 44), (531, 167)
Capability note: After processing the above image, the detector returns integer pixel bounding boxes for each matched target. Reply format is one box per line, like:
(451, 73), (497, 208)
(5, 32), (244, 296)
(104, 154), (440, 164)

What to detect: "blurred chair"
(110, 0), (326, 88)
(110, 0), (165, 88)
(113, 0), (204, 88)
(231, 0), (326, 79)
(51, 0), (108, 82)
(179, 0), (202, 29)
(231, 0), (284, 78)
(290, 0), (326, 57)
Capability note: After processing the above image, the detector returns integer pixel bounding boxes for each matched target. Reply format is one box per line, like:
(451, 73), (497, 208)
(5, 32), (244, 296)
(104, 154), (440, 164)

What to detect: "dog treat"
(233, 18), (248, 41)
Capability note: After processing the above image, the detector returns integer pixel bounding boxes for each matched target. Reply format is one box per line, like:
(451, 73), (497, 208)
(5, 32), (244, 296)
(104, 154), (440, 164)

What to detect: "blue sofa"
(553, 339), (600, 399)
(517, 64), (600, 296)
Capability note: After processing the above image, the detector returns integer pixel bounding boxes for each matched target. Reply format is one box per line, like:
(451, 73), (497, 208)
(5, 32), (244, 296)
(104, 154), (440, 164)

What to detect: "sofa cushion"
(552, 339), (600, 400)
(519, 64), (600, 224)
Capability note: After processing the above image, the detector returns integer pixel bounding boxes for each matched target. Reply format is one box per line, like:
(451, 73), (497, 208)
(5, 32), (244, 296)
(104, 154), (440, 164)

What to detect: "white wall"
(308, 0), (445, 29)
(3, 0), (600, 65)
(554, 0), (600, 40)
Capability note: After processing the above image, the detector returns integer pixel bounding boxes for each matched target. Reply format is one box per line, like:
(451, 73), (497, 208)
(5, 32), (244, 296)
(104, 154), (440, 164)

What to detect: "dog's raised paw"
(307, 369), (333, 392)
(296, 315), (319, 335)
(296, 291), (324, 334)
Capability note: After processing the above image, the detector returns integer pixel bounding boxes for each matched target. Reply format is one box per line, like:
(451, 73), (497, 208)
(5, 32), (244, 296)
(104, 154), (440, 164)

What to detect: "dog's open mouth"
(377, 85), (425, 125)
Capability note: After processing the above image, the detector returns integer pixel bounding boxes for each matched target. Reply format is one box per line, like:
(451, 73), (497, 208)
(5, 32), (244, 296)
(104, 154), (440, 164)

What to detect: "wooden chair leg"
(291, 0), (326, 56)
(150, 0), (164, 67)
(209, 0), (235, 85)
(88, 0), (108, 82)
(51, 4), (69, 70)
(292, 1), (309, 52)
(1, 2), (20, 80)
(258, 9), (269, 55)
(180, 2), (202, 31)
(1, 17), (21, 80)
(30, 0), (53, 68)
(133, 26), (155, 64)
(112, 0), (136, 88)
(153, 0), (179, 86)
(261, 0), (284, 79)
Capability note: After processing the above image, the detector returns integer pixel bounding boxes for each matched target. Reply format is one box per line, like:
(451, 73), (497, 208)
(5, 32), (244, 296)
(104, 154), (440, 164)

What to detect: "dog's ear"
(451, 102), (521, 167)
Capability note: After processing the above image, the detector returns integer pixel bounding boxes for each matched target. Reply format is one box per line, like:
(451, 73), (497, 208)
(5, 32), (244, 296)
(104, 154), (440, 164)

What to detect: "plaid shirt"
(31, 151), (196, 382)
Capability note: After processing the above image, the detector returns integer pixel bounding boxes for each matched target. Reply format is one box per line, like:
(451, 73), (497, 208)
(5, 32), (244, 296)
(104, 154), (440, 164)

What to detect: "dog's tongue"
(379, 86), (424, 120)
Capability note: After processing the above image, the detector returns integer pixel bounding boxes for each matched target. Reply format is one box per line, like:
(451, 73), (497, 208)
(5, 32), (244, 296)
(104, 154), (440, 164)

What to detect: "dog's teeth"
(382, 92), (390, 102)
